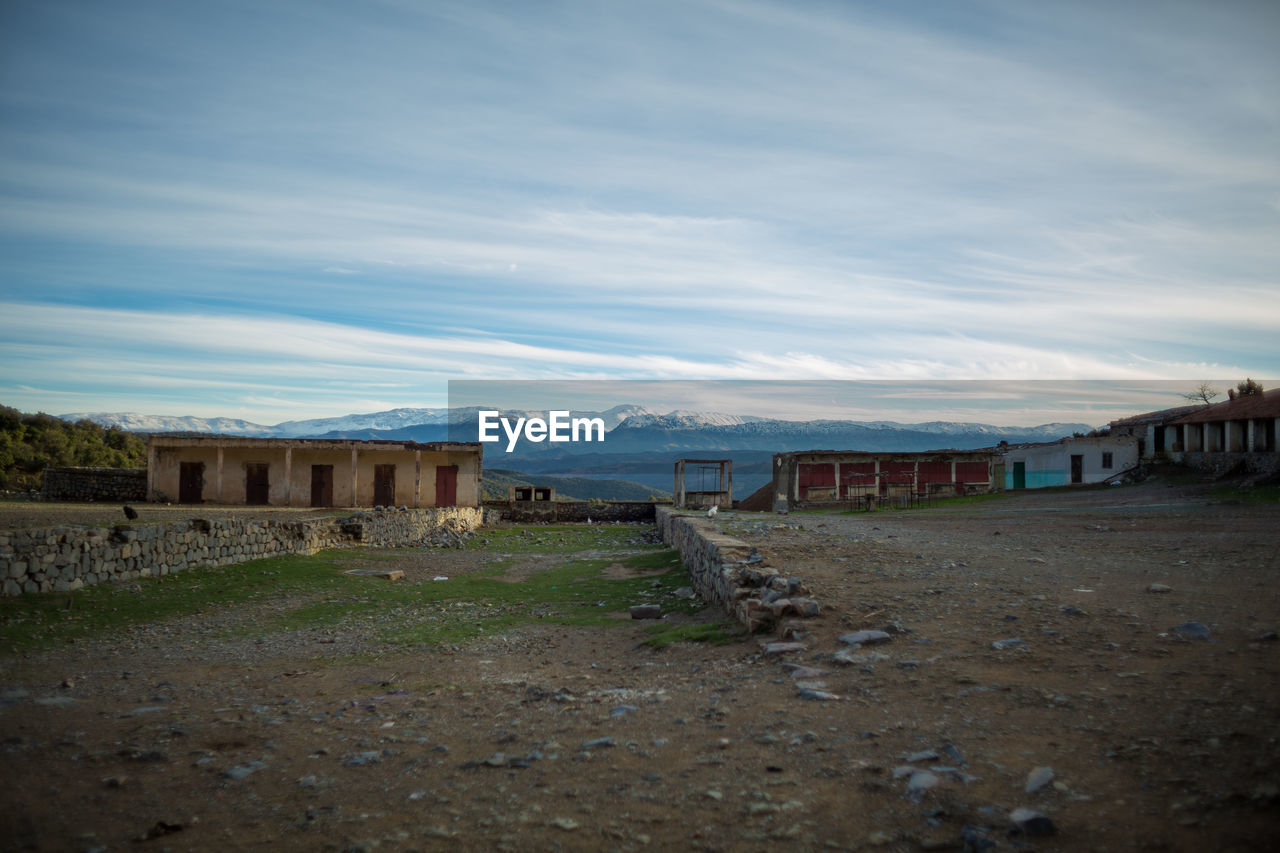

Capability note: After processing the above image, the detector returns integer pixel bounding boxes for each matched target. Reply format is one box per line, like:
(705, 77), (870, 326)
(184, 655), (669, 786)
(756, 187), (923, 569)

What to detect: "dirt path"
(2, 482), (1278, 851)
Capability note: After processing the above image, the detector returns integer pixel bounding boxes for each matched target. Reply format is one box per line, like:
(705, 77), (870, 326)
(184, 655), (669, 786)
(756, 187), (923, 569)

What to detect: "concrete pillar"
(350, 449), (359, 507)
(216, 447), (224, 502)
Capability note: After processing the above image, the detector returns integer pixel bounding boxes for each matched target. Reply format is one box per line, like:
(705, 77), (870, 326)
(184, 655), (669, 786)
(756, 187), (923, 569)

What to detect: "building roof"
(148, 434), (482, 452)
(1170, 388), (1280, 425)
(1109, 403), (1202, 428)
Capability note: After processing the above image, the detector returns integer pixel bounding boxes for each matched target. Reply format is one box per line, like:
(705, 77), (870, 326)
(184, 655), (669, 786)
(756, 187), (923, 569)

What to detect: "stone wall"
(40, 467), (147, 503)
(0, 506), (482, 597)
(483, 500), (660, 524)
(1179, 451), (1280, 478)
(655, 506), (819, 633)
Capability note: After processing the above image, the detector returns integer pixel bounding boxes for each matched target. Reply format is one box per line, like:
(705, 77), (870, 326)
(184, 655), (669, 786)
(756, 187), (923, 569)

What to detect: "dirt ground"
(2, 478), (1278, 852)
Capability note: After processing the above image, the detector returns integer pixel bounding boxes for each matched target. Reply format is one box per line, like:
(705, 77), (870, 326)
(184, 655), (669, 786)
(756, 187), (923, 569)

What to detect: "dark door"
(246, 462), (270, 505)
(435, 465), (458, 507)
(1070, 455), (1083, 484)
(374, 464), (396, 507)
(1012, 461), (1026, 490)
(311, 464), (334, 507)
(179, 461), (204, 504)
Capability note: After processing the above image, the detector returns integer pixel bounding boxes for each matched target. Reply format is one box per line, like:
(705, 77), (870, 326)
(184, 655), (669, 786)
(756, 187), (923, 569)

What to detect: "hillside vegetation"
(0, 404), (147, 491)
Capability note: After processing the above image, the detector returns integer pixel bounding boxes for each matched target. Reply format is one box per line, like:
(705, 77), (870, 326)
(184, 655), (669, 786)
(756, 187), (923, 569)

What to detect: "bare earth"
(2, 480), (1279, 852)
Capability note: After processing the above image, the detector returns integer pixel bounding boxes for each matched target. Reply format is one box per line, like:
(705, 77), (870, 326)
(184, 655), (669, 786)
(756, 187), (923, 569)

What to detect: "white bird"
(706, 505), (718, 518)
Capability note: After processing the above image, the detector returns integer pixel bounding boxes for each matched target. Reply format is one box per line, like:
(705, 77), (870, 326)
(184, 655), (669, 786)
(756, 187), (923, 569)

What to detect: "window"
(1101, 452), (1113, 469)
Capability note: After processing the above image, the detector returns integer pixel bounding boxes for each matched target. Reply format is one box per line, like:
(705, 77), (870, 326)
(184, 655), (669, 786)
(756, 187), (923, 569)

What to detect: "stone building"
(147, 435), (482, 508)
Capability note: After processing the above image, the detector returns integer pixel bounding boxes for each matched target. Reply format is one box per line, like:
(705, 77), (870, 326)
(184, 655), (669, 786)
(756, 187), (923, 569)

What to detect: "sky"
(1, 0), (1277, 426)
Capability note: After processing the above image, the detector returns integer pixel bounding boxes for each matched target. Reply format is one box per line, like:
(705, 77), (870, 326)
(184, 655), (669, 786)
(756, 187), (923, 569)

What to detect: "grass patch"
(642, 620), (748, 649)
(463, 523), (653, 553)
(0, 530), (693, 653)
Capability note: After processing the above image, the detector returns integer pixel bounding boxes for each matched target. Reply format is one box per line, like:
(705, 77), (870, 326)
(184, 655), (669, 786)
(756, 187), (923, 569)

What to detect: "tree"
(1233, 378), (1264, 398)
(1181, 382), (1220, 406)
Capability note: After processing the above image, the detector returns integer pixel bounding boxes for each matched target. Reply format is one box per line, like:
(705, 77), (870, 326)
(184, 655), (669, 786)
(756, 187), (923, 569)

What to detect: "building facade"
(1001, 434), (1139, 489)
(771, 449), (998, 511)
(147, 436), (482, 508)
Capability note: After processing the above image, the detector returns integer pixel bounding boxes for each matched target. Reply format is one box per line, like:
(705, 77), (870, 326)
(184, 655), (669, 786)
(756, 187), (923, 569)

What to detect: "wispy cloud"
(1, 0), (1277, 421)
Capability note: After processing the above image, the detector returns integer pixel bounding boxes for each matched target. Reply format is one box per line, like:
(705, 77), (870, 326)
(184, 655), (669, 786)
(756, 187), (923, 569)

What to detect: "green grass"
(0, 528), (698, 653)
(642, 620), (748, 649)
(463, 523), (652, 553)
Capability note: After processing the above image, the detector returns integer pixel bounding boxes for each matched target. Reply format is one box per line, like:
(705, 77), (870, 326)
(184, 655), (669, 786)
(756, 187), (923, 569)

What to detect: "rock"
(343, 751), (382, 767)
(673, 586), (696, 599)
(839, 629), (892, 647)
(581, 737), (616, 750)
(610, 704), (638, 717)
(223, 760), (267, 780)
(551, 817), (579, 830)
(1257, 631), (1278, 642)
(1174, 621), (1211, 639)
(1025, 766), (1054, 793)
(1147, 583), (1173, 594)
(1009, 807), (1057, 836)
(904, 750), (939, 763)
(991, 637), (1025, 650)
(629, 604), (662, 619)
(797, 687), (840, 701)
(908, 770), (940, 793)
(1058, 605), (1085, 616)
(763, 642), (806, 656)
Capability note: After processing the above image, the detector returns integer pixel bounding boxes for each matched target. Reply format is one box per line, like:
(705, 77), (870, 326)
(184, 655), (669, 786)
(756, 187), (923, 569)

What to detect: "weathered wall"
(655, 506), (819, 633)
(1178, 451), (1280, 478)
(0, 506), (482, 596)
(483, 500), (660, 524)
(40, 468), (147, 503)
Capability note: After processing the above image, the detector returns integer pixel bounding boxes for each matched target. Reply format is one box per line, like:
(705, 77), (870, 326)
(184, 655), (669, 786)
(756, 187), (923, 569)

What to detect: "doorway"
(1012, 461), (1026, 490)
(311, 464), (334, 507)
(1070, 455), (1083, 484)
(245, 463), (270, 505)
(435, 465), (458, 507)
(374, 464), (396, 507)
(179, 461), (204, 504)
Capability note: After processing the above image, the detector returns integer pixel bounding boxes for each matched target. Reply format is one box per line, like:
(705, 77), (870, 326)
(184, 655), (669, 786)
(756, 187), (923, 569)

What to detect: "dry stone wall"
(40, 467), (147, 503)
(0, 506), (482, 596)
(655, 507), (819, 633)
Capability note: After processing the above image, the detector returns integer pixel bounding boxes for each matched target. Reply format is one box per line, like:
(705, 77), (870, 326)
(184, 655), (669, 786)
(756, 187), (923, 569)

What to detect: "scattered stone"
(223, 760), (267, 780)
(907, 770), (940, 793)
(551, 817), (579, 830)
(904, 750), (939, 763)
(673, 586), (696, 599)
(1009, 807), (1057, 836)
(581, 737), (616, 750)
(343, 751), (382, 767)
(1058, 605), (1085, 616)
(629, 604), (662, 619)
(610, 704), (638, 717)
(342, 569), (404, 582)
(1174, 621), (1211, 640)
(1257, 631), (1278, 642)
(763, 642), (807, 656)
(839, 629), (892, 647)
(1025, 766), (1055, 793)
(866, 829), (895, 846)
(991, 638), (1025, 651)
(781, 664), (827, 680)
(797, 687), (840, 701)
(1147, 583), (1173, 594)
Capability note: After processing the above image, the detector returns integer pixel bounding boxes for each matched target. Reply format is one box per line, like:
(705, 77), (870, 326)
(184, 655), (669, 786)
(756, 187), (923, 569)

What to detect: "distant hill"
(483, 468), (668, 502)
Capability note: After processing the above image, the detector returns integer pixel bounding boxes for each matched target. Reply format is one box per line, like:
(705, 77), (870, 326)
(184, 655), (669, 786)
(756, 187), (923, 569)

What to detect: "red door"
(435, 465), (458, 507)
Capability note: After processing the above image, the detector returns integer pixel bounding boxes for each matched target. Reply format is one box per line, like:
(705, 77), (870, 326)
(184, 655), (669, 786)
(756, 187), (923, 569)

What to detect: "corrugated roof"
(1170, 388), (1280, 424)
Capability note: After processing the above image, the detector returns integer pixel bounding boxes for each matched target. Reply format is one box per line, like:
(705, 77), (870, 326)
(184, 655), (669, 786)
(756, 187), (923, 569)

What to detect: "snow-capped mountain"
(58, 412), (279, 436)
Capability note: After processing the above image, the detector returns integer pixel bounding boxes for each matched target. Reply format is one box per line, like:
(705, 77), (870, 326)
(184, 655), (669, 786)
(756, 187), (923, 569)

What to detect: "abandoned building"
(146, 435), (483, 508)
(770, 450), (997, 511)
(673, 458), (732, 509)
(1000, 434), (1140, 489)
(1165, 389), (1280, 474)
